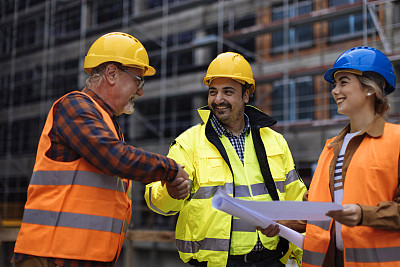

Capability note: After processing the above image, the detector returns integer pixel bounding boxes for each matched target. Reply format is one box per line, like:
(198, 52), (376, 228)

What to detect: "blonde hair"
(358, 71), (390, 116)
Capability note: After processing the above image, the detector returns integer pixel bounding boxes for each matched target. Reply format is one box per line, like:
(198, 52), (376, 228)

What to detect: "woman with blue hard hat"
(302, 46), (400, 267)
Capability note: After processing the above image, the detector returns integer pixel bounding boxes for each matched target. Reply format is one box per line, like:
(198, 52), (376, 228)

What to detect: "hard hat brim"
(324, 66), (395, 94)
(203, 75), (255, 94)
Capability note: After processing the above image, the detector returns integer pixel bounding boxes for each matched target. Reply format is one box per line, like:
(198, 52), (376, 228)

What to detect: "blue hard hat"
(324, 46), (396, 94)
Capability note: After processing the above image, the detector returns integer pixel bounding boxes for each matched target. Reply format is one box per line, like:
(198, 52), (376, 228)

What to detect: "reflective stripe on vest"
(303, 249), (326, 266)
(31, 170), (126, 192)
(147, 186), (179, 216)
(22, 209), (123, 234)
(232, 218), (255, 232)
(176, 238), (230, 253)
(191, 183), (234, 199)
(346, 247), (400, 263)
(305, 246), (400, 266)
(235, 183), (267, 197)
(188, 182), (287, 199)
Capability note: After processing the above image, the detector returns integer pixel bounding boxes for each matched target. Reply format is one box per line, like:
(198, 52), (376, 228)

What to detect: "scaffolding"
(1, 0), (400, 265)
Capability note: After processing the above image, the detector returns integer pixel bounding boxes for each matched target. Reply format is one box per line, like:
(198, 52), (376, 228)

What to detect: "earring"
(367, 92), (372, 96)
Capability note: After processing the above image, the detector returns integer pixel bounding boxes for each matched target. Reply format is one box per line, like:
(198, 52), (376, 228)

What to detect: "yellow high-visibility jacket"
(145, 106), (306, 266)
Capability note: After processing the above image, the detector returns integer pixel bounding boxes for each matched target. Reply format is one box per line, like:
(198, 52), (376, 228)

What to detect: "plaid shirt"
(211, 114), (265, 252)
(211, 114), (250, 163)
(47, 88), (178, 182)
(12, 88), (179, 266)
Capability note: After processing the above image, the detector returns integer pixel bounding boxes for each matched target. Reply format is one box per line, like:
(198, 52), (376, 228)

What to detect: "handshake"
(163, 164), (190, 200)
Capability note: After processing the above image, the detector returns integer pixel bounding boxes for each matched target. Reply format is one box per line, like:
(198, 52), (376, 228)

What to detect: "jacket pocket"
(197, 157), (230, 185)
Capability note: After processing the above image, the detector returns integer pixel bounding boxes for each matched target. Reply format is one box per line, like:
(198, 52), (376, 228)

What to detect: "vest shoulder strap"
(251, 125), (279, 201)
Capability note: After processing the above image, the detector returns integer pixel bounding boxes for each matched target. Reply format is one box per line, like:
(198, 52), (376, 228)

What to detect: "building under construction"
(1, 0), (400, 266)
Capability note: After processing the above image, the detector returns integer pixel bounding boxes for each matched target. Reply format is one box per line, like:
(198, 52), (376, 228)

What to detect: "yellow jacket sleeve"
(144, 140), (194, 215)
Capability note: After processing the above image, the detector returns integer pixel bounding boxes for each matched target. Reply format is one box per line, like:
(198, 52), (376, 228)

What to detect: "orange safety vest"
(303, 123), (400, 267)
(14, 91), (132, 262)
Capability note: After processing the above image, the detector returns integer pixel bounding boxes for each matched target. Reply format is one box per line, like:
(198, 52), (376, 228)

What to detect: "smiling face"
(114, 66), (144, 115)
(208, 77), (249, 131)
(332, 72), (370, 117)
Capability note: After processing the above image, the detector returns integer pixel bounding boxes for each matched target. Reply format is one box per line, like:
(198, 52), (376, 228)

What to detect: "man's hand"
(326, 204), (362, 227)
(165, 165), (190, 200)
(166, 177), (190, 200)
(161, 164), (188, 185)
(276, 220), (306, 233)
(255, 224), (280, 237)
(176, 164), (189, 181)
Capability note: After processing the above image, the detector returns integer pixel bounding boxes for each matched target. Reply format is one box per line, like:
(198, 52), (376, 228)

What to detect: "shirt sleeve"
(360, 186), (400, 230)
(359, 155), (400, 230)
(54, 92), (178, 183)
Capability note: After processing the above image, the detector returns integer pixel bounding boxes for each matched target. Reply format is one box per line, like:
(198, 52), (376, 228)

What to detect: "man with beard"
(145, 52), (307, 267)
(12, 32), (189, 267)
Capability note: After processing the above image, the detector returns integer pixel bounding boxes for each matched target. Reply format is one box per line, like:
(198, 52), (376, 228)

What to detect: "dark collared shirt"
(13, 88), (179, 266)
(211, 114), (250, 163)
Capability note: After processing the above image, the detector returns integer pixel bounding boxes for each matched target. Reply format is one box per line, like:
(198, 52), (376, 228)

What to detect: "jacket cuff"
(358, 204), (376, 226)
(356, 204), (364, 225)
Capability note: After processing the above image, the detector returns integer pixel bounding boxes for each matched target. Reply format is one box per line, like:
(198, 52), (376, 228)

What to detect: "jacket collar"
(197, 105), (277, 128)
(328, 114), (385, 147)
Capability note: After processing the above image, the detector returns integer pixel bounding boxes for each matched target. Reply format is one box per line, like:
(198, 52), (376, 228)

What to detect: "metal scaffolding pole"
(363, 0), (368, 45)
(283, 0), (290, 130)
(40, 0), (51, 126)
(159, 0), (169, 147)
(367, 1), (392, 54)
(218, 0), (224, 54)
(3, 0), (19, 220)
(79, 0), (87, 88)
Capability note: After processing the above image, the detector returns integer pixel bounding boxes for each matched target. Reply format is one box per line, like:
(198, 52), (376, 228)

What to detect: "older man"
(12, 32), (189, 267)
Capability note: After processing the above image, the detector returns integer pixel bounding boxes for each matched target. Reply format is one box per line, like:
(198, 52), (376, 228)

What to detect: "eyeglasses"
(117, 66), (145, 89)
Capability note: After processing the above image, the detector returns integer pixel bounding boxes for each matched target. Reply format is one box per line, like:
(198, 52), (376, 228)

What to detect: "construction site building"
(1, 0), (400, 266)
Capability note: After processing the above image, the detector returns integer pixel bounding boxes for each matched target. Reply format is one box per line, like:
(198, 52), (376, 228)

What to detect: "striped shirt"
(12, 88), (179, 266)
(211, 114), (265, 251)
(334, 131), (360, 251)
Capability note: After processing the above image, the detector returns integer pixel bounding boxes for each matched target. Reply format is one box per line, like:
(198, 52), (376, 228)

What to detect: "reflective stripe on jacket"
(14, 91), (132, 262)
(145, 106), (306, 266)
(303, 122), (400, 267)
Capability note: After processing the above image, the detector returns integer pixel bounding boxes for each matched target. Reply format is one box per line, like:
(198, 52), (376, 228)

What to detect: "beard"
(210, 102), (244, 127)
(122, 103), (134, 114)
(211, 102), (231, 124)
(122, 94), (138, 115)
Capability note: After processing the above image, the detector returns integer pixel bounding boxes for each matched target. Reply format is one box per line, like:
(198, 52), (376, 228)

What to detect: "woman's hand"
(326, 204), (362, 227)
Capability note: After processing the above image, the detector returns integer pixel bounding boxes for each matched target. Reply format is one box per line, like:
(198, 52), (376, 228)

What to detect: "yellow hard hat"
(84, 32), (156, 76)
(203, 52), (255, 94)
